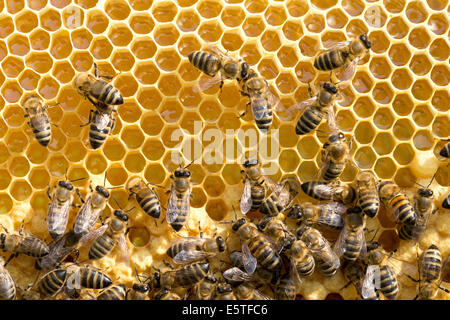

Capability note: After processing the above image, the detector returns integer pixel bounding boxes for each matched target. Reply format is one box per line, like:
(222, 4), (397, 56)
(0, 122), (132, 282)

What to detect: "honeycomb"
(0, 0), (449, 300)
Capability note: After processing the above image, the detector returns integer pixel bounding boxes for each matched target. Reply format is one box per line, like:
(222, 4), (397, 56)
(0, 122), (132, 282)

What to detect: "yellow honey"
(0, 0), (448, 300)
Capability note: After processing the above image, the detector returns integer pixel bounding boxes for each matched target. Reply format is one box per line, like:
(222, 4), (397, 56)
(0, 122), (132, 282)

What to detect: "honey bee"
(190, 274), (217, 300)
(314, 34), (372, 82)
(439, 141), (450, 158)
(0, 222), (49, 266)
(285, 240), (315, 278)
(35, 231), (79, 271)
(127, 177), (162, 219)
(232, 218), (283, 283)
(234, 282), (273, 300)
(275, 260), (303, 300)
(296, 226), (340, 277)
(257, 217), (296, 252)
(73, 184), (110, 239)
(126, 267), (151, 300)
(23, 94), (55, 147)
(97, 284), (127, 300)
(334, 207), (367, 262)
(167, 164), (193, 232)
(259, 177), (301, 217)
(378, 181), (416, 226)
(214, 282), (237, 300)
(286, 202), (346, 231)
(0, 257), (16, 300)
(301, 181), (356, 205)
(341, 259), (379, 300)
(188, 45), (249, 91)
(154, 288), (182, 300)
(86, 108), (116, 150)
(443, 194), (450, 209)
(356, 171), (380, 218)
(74, 62), (123, 107)
(288, 82), (338, 135)
(166, 234), (226, 265)
(238, 68), (279, 132)
(320, 131), (351, 181)
(154, 262), (210, 290)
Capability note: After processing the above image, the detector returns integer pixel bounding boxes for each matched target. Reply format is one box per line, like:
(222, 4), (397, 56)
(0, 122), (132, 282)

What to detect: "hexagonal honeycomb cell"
(0, 0), (448, 301)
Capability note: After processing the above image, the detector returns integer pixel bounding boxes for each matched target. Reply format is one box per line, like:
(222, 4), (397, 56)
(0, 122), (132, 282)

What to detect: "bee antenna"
(414, 182), (426, 189)
(112, 195), (122, 210)
(146, 181), (165, 189)
(107, 186), (124, 190)
(70, 177), (87, 183)
(125, 206), (135, 213)
(232, 205), (238, 221)
(370, 229), (379, 242)
(103, 171), (107, 188)
(426, 169), (439, 189)
(65, 168), (68, 181)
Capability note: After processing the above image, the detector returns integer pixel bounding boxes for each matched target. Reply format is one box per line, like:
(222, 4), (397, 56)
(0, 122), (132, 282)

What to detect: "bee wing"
(240, 179), (253, 215)
(249, 92), (267, 121)
(290, 259), (302, 290)
(321, 201), (347, 215)
(358, 228), (367, 260)
(337, 57), (360, 82)
(322, 40), (351, 51)
(361, 265), (378, 299)
(117, 233), (131, 266)
(253, 288), (274, 300)
(264, 177), (291, 206)
(266, 89), (283, 111)
(79, 224), (109, 246)
(309, 183), (335, 199)
(173, 250), (210, 265)
(286, 96), (318, 114)
(168, 237), (206, 247)
(223, 267), (253, 282)
(166, 187), (179, 224)
(75, 197), (102, 235)
(47, 198), (71, 235)
(386, 257), (417, 278)
(193, 75), (222, 93)
(333, 226), (347, 258)
(241, 243), (257, 275)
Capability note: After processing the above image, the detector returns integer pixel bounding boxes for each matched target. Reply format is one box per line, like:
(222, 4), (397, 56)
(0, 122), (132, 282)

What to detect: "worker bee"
(234, 282), (273, 300)
(296, 226), (340, 277)
(22, 94), (54, 147)
(86, 108), (116, 150)
(286, 202), (346, 231)
(189, 45), (249, 91)
(154, 262), (210, 290)
(73, 184), (110, 239)
(301, 181), (356, 205)
(257, 217), (296, 252)
(126, 267), (151, 300)
(238, 68), (279, 132)
(0, 257), (16, 300)
(154, 288), (182, 300)
(97, 284), (127, 300)
(334, 207), (367, 262)
(214, 282), (237, 300)
(341, 259), (379, 300)
(74, 62), (123, 107)
(259, 177), (301, 217)
(439, 141), (450, 158)
(314, 34), (372, 81)
(167, 163), (193, 232)
(285, 240), (315, 278)
(288, 82), (338, 135)
(190, 274), (217, 300)
(378, 181), (416, 226)
(232, 218), (283, 283)
(443, 194), (450, 209)
(166, 234), (226, 265)
(0, 222), (49, 266)
(356, 171), (380, 218)
(127, 177), (162, 219)
(320, 131), (351, 181)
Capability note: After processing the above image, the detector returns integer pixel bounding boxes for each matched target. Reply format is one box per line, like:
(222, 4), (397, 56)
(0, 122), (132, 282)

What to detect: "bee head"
(133, 283), (149, 293)
(243, 159), (258, 168)
(58, 180), (74, 191)
(323, 82), (338, 94)
(359, 34), (372, 49)
(287, 204), (303, 220)
(347, 206), (363, 214)
(113, 210), (129, 222)
(174, 168), (191, 178)
(418, 188), (433, 198)
(232, 218), (246, 232)
(95, 186), (110, 198)
(216, 236), (226, 252)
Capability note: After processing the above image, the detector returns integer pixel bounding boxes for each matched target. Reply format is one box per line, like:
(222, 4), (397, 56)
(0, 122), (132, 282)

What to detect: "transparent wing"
(326, 104), (337, 130)
(266, 89), (282, 112)
(47, 198), (71, 235)
(79, 224), (108, 246)
(322, 40), (351, 51)
(74, 197), (102, 235)
(193, 75), (222, 93)
(205, 45), (228, 59)
(358, 228), (367, 260)
(240, 179), (253, 215)
(253, 288), (274, 300)
(173, 250), (210, 264)
(223, 267), (253, 282)
(280, 177), (301, 200)
(264, 177), (291, 206)
(166, 187), (179, 224)
(333, 227), (347, 258)
(290, 259), (302, 290)
(310, 183), (335, 198)
(242, 243), (257, 275)
(286, 96), (317, 114)
(362, 265), (378, 299)
(386, 257), (417, 278)
(320, 201), (347, 215)
(168, 237), (206, 247)
(337, 57), (360, 82)
(250, 92), (267, 121)
(117, 234), (130, 266)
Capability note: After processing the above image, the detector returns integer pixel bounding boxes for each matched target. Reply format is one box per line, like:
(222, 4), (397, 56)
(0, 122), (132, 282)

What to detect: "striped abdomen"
(97, 284), (126, 300)
(38, 269), (67, 297)
(301, 181), (332, 201)
(247, 236), (282, 275)
(30, 116), (51, 147)
(296, 255), (315, 277)
(89, 116), (113, 150)
(296, 108), (323, 135)
(318, 212), (344, 230)
(342, 232), (363, 262)
(174, 262), (209, 288)
(79, 267), (112, 289)
(390, 194), (416, 225)
(251, 185), (265, 211)
(314, 50), (346, 71)
(166, 242), (201, 259)
(439, 142), (450, 158)
(0, 270), (16, 300)
(47, 203), (70, 240)
(259, 194), (283, 217)
(421, 245), (442, 281)
(398, 216), (426, 241)
(188, 51), (220, 77)
(322, 161), (346, 181)
(89, 232), (116, 260)
(316, 255), (339, 277)
(169, 197), (189, 232)
(358, 188), (379, 218)
(17, 236), (49, 258)
(93, 80), (123, 105)
(379, 265), (398, 300)
(276, 273), (296, 300)
(136, 190), (161, 218)
(251, 95), (273, 132)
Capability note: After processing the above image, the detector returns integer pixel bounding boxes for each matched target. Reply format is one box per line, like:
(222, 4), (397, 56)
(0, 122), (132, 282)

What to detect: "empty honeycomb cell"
(159, 100), (184, 124)
(129, 13), (155, 34)
(221, 31), (244, 52)
(326, 8), (348, 29)
(38, 76), (60, 100)
(62, 5), (85, 29)
(0, 193), (12, 215)
(353, 96), (375, 118)
(1, 57), (25, 78)
(431, 89), (449, 112)
(40, 8), (62, 32)
(29, 167), (50, 190)
(120, 126), (145, 149)
(26, 142), (48, 164)
(238, 44), (261, 66)
(279, 149), (300, 172)
(218, 112), (241, 131)
(406, 1), (429, 23)
(297, 161), (318, 182)
(435, 166), (449, 186)
(426, 0), (448, 10)
(205, 199), (227, 221)
(59, 113), (83, 138)
(106, 165), (127, 186)
(58, 87), (81, 111)
(413, 130), (434, 151)
(124, 152), (146, 173)
(304, 13), (325, 33)
(387, 17), (409, 39)
(374, 157), (396, 179)
(137, 87), (162, 110)
(409, 54), (433, 76)
(3, 105), (25, 128)
(428, 13), (449, 35)
(243, 17), (266, 38)
(220, 6), (245, 27)
(372, 82), (394, 105)
(108, 24), (134, 47)
(282, 21), (303, 41)
(157, 48), (182, 73)
(279, 125), (298, 148)
(178, 35), (201, 58)
(364, 5), (387, 28)
(321, 30), (347, 48)
(8, 34), (30, 57)
(1, 80), (23, 103)
(70, 51), (93, 72)
(0, 119), (6, 138)
(0, 169), (11, 190)
(18, 69), (39, 90)
(346, 19), (369, 38)
(140, 113), (164, 137)
(191, 187), (207, 208)
(178, 61), (200, 83)
(0, 143), (10, 163)
(180, 112), (202, 134)
(393, 119), (415, 141)
(411, 79), (433, 101)
(67, 167), (89, 185)
(276, 72), (297, 94)
(49, 30), (72, 60)
(383, 0), (405, 13)
(391, 69), (413, 90)
(352, 71), (374, 93)
(203, 176), (226, 197)
(144, 163), (166, 184)
(354, 146), (376, 169)
(71, 28), (93, 49)
(90, 37), (113, 60)
(221, 164), (242, 185)
(105, 0), (131, 20)
(110, 50), (135, 72)
(87, 10), (109, 34)
(198, 21), (224, 43)
(286, 0), (308, 17)
(261, 30), (282, 52)
(0, 41), (7, 61)
(128, 227), (150, 247)
(85, 153), (107, 175)
(298, 36), (319, 57)
(410, 27), (432, 50)
(379, 230), (400, 253)
(25, 51), (53, 74)
(158, 74), (182, 96)
(10, 180), (32, 201)
(258, 58), (279, 80)
(47, 128), (66, 151)
(264, 5), (287, 27)
(373, 132), (395, 156)
(276, 46), (298, 68)
(413, 104), (434, 127)
(9, 156), (30, 177)
(389, 44), (412, 67)
(431, 65), (450, 86)
(128, 0), (152, 10)
(134, 61), (160, 85)
(354, 122), (376, 144)
(114, 74), (138, 97)
(432, 116), (450, 138)
(369, 56), (392, 79)
(369, 30), (390, 54)
(64, 140), (87, 163)
(335, 110), (356, 132)
(199, 100), (222, 122)
(7, 0), (24, 13)
(393, 143), (415, 165)
(392, 93), (414, 116)
(196, 0), (222, 18)
(295, 61), (315, 83)
(176, 9), (200, 32)
(0, 16), (14, 38)
(102, 139), (126, 161)
(342, 0), (364, 16)
(118, 102), (142, 124)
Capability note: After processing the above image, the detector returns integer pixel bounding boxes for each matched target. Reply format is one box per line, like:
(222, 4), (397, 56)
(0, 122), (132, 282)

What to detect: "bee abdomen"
(0, 272), (16, 300)
(259, 194), (283, 217)
(391, 195), (416, 225)
(89, 235), (116, 260)
(169, 199), (189, 231)
(318, 214), (344, 230)
(439, 142), (450, 158)
(89, 126), (109, 150)
(343, 235), (362, 261)
(379, 266), (398, 300)
(317, 258), (339, 277)
(188, 51), (220, 77)
(79, 268), (112, 289)
(398, 223), (414, 240)
(314, 50), (344, 71)
(38, 269), (67, 297)
(137, 193), (161, 218)
(301, 181), (332, 201)
(47, 210), (69, 240)
(175, 262), (209, 287)
(21, 237), (50, 257)
(296, 108), (323, 135)
(323, 162), (345, 181)
(251, 186), (265, 211)
(33, 126), (52, 147)
(422, 246), (441, 281)
(255, 113), (273, 132)
(97, 284), (127, 300)
(98, 82), (123, 105)
(250, 239), (281, 272)
(358, 192), (379, 218)
(276, 274), (296, 300)
(297, 256), (315, 277)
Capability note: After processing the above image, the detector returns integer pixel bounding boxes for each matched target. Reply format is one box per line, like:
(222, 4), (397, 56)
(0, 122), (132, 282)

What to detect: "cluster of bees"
(8, 32), (450, 300)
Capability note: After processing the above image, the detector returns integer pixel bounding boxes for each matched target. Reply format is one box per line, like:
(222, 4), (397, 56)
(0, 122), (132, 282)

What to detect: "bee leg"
(163, 260), (173, 270)
(99, 215), (104, 225)
(111, 117), (116, 132)
(219, 78), (224, 92)
(438, 286), (450, 294)
(76, 188), (85, 204)
(3, 253), (18, 267)
(340, 281), (353, 290)
(406, 275), (419, 283)
(51, 122), (59, 127)
(238, 103), (250, 118)
(19, 221), (24, 235)
(46, 186), (52, 200)
(307, 82), (313, 98)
